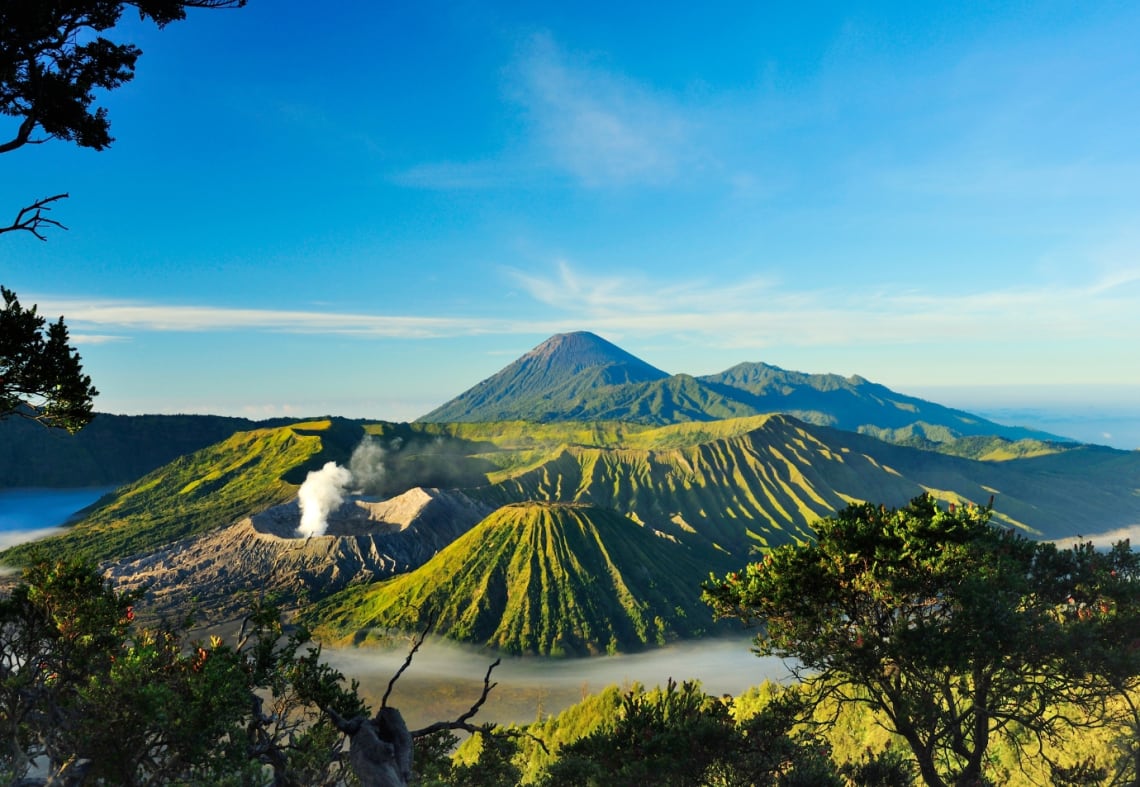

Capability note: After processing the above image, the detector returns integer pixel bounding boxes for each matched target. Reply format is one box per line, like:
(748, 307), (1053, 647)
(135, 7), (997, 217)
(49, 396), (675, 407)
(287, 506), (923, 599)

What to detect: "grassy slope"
(308, 501), (731, 656)
(470, 415), (920, 554)
(0, 420), (354, 565)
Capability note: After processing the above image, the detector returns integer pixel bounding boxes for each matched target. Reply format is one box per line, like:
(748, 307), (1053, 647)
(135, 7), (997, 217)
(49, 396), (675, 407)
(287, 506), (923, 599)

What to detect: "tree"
(703, 494), (1140, 787)
(0, 287), (97, 431)
(537, 679), (844, 787)
(0, 555), (255, 784)
(1, 0), (247, 237)
(1, 1), (246, 429)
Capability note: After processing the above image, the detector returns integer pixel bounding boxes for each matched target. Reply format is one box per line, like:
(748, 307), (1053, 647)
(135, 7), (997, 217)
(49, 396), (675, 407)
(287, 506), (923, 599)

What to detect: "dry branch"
(1, 194), (69, 241)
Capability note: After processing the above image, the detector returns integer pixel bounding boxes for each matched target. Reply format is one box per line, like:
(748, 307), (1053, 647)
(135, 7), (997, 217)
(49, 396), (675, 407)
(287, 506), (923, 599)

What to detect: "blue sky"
(2, 1), (1139, 432)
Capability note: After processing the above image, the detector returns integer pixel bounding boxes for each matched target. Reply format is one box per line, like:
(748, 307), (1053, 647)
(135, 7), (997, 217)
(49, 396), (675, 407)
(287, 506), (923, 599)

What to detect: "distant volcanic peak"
(521, 332), (669, 381)
(415, 331), (672, 423)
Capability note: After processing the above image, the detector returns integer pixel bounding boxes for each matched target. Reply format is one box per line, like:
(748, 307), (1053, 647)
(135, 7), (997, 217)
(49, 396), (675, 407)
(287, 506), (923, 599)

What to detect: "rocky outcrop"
(104, 487), (492, 625)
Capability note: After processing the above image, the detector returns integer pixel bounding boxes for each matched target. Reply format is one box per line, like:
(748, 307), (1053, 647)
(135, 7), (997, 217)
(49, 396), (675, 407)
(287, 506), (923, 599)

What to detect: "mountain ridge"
(419, 332), (1067, 445)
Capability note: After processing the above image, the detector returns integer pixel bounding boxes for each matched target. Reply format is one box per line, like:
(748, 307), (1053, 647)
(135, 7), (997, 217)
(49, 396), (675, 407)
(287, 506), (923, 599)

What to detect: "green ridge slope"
(0, 419), (358, 565)
(470, 415), (917, 554)
(466, 415), (1140, 549)
(308, 501), (730, 656)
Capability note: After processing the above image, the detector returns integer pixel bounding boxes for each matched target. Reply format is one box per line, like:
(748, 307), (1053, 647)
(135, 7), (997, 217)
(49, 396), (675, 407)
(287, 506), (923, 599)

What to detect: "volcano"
(104, 487), (493, 626)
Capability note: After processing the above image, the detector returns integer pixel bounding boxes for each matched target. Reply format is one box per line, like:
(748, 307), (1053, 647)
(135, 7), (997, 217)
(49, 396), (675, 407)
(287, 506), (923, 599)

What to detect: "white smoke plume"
(296, 461), (354, 538)
(348, 436), (388, 495)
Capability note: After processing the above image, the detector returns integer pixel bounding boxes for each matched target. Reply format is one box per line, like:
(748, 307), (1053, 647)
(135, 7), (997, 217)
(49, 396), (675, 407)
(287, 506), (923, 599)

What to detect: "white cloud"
(504, 260), (1140, 351)
(510, 34), (696, 187)
(70, 334), (131, 346)
(30, 298), (506, 339)
(25, 256), (1140, 388)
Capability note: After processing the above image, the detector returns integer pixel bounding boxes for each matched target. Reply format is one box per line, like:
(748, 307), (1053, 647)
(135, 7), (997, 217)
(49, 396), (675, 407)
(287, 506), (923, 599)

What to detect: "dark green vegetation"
(452, 680), (915, 787)
(0, 287), (97, 432)
(0, 556), (374, 785)
(308, 502), (732, 655)
(0, 412), (295, 488)
(421, 332), (1066, 445)
(704, 495), (1140, 787)
(527, 679), (846, 786)
(3, 500), (1139, 784)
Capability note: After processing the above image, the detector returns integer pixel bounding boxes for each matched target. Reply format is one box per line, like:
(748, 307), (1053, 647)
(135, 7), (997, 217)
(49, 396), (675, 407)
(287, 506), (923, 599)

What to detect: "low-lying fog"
(0, 487), (116, 550)
(319, 634), (793, 731)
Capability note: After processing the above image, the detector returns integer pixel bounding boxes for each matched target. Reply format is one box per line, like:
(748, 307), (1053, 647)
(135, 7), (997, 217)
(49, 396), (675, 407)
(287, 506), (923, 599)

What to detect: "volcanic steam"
(295, 437), (390, 537)
(296, 461), (353, 538)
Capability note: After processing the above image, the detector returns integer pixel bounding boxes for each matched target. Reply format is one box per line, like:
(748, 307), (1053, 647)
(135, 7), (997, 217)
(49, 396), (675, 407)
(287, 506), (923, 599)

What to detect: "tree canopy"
(0, 286), (97, 431)
(0, 1), (245, 163)
(703, 494), (1140, 787)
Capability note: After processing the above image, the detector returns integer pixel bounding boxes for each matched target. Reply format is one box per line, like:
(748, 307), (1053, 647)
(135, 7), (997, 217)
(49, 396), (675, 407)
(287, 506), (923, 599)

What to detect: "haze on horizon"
(2, 2), (1138, 441)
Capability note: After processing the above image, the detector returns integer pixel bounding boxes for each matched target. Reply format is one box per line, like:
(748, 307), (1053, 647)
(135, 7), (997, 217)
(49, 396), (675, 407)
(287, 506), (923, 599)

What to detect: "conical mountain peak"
(418, 332), (669, 423)
(518, 331), (668, 379)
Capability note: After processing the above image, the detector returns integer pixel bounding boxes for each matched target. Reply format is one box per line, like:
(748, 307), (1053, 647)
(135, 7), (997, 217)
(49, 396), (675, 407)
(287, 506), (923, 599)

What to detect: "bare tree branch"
(382, 613), (435, 709)
(409, 658), (502, 739)
(0, 194), (69, 241)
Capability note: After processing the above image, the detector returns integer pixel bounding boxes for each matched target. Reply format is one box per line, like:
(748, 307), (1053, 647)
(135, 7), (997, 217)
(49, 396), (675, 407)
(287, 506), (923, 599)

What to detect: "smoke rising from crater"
(348, 436), (390, 495)
(295, 432), (476, 537)
(297, 461), (354, 538)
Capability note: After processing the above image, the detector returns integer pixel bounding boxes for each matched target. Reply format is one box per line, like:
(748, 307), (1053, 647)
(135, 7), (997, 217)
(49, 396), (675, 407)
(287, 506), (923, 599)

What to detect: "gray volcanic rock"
(105, 487), (492, 625)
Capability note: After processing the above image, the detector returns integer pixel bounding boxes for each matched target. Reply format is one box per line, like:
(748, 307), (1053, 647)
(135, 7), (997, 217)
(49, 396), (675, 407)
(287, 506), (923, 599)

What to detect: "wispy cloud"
(69, 334), (132, 346)
(33, 298), (507, 339)
(512, 34), (695, 187)
(505, 260), (1140, 350)
(30, 256), (1140, 387)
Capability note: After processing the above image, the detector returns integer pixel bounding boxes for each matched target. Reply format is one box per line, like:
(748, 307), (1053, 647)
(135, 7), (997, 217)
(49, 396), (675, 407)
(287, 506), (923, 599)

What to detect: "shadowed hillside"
(0, 413), (292, 488)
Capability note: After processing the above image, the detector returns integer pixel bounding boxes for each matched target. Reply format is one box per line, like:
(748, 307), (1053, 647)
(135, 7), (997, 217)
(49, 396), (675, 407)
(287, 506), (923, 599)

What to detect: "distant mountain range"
(419, 331), (1066, 445)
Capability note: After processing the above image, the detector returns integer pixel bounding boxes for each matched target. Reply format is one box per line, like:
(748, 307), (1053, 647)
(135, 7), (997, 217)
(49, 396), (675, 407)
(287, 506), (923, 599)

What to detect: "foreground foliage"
(2, 525), (1140, 785)
(704, 494), (1140, 787)
(0, 557), (548, 786)
(0, 556), (366, 785)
